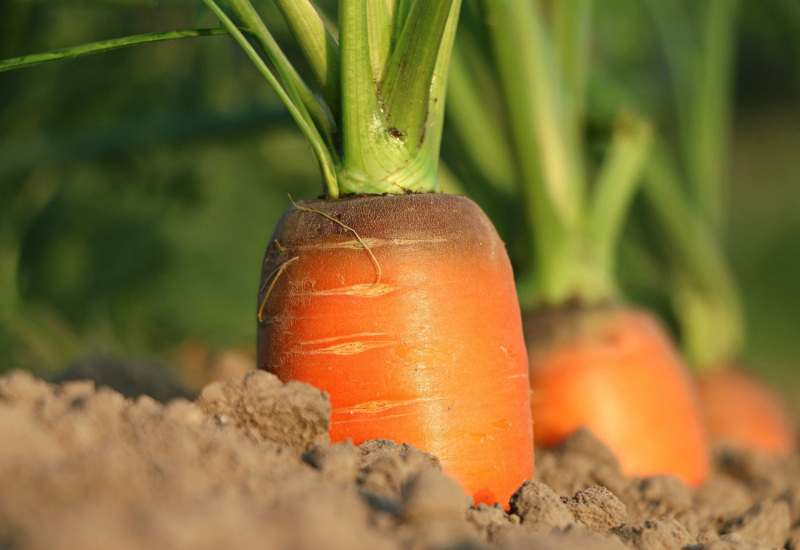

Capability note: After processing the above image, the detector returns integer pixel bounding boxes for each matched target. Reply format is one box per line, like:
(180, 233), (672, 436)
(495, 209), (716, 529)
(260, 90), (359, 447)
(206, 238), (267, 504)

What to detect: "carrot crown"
(0, 1), (463, 198)
(448, 0), (653, 309)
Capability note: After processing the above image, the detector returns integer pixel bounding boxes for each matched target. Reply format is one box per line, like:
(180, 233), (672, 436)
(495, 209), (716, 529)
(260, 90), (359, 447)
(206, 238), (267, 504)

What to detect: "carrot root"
(257, 194), (534, 507)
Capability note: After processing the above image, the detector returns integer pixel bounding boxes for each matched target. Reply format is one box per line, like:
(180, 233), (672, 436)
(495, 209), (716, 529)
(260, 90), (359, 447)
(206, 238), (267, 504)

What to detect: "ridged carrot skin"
(697, 368), (795, 457)
(257, 194), (534, 506)
(525, 306), (709, 487)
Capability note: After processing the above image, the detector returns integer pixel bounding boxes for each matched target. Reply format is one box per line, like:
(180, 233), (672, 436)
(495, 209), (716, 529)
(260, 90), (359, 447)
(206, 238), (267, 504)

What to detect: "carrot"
(526, 306), (709, 486)
(697, 368), (795, 457)
(204, 0), (534, 506)
(446, 0), (710, 485)
(258, 194), (533, 505)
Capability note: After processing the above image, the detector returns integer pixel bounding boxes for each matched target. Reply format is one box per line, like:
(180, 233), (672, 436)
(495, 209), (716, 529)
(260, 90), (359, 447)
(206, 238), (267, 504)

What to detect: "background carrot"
(697, 369), (795, 456)
(445, 0), (709, 485)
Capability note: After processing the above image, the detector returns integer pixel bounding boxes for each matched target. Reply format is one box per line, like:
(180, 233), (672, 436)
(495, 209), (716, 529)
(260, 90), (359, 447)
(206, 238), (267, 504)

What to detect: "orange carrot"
(526, 306), (709, 487)
(257, 194), (534, 506)
(697, 368), (795, 457)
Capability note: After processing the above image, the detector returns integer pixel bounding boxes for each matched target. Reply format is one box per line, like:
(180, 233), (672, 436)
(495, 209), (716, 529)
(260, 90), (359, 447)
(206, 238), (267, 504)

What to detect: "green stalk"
(0, 28), (230, 73)
(366, 1), (394, 84)
(270, 0), (341, 114)
(643, 1), (744, 370)
(688, 0), (739, 236)
(644, 144), (744, 369)
(554, 0), (594, 156)
(481, 0), (569, 304)
(643, 0), (695, 156)
(445, 39), (515, 194)
(483, 0), (584, 233)
(381, 0), (454, 149)
(337, 0), (405, 194)
(226, 0), (336, 146)
(588, 111), (653, 280)
(337, 0), (460, 195)
(204, 0), (339, 197)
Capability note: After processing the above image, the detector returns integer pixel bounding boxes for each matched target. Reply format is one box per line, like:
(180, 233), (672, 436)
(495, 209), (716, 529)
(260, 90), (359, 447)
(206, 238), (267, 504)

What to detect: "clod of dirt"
(561, 427), (622, 469)
(357, 440), (442, 498)
(536, 430), (632, 498)
(466, 503), (520, 543)
(500, 525), (628, 550)
(721, 500), (791, 549)
(303, 440), (360, 483)
(197, 370), (330, 451)
(561, 486), (627, 534)
(509, 480), (574, 531)
(696, 475), (755, 520)
(614, 518), (694, 550)
(623, 475), (694, 524)
(401, 469), (471, 522)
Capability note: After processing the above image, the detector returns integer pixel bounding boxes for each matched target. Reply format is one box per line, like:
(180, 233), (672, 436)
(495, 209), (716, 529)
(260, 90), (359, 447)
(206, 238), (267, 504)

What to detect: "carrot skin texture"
(697, 368), (795, 457)
(525, 306), (710, 487)
(257, 194), (534, 507)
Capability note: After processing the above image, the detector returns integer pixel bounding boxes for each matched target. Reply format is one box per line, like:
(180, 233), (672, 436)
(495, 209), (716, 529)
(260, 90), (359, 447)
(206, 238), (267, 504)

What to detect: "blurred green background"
(1, 1), (798, 401)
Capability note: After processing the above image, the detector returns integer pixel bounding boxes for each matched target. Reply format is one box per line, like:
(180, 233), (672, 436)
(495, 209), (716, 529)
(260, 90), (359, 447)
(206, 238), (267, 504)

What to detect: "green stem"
(338, 0), (405, 193)
(588, 111), (653, 280)
(366, 1), (394, 84)
(204, 0), (339, 197)
(226, 0), (336, 147)
(554, 0), (594, 159)
(380, 0), (454, 150)
(644, 144), (744, 369)
(483, 0), (594, 306)
(643, 0), (695, 161)
(0, 28), (229, 73)
(688, 0), (739, 236)
(445, 36), (515, 194)
(271, 0), (341, 116)
(337, 0), (459, 194)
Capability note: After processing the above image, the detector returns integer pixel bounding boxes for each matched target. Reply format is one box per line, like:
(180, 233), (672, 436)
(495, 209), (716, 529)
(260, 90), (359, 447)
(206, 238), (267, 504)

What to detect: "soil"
(1, 369), (798, 550)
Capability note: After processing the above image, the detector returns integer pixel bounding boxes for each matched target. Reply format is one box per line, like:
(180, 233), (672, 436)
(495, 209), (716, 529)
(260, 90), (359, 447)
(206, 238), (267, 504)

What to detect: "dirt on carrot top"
(1, 369), (799, 550)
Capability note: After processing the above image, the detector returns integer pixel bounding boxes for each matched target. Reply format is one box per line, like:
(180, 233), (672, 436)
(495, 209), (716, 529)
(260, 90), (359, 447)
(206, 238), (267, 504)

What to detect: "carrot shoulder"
(258, 193), (534, 506)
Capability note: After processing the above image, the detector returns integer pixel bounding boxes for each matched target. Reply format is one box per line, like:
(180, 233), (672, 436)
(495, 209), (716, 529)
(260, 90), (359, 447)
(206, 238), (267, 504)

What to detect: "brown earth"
(1, 369), (798, 550)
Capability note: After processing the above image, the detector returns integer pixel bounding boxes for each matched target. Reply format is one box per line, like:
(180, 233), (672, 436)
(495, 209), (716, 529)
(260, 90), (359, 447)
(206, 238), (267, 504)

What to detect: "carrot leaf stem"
(687, 0), (739, 237)
(0, 28), (230, 73)
(226, 0), (337, 148)
(644, 143), (744, 369)
(270, 0), (341, 116)
(366, 1), (394, 84)
(554, 0), (594, 159)
(588, 111), (653, 280)
(203, 0), (339, 197)
(445, 38), (515, 194)
(380, 0), (455, 150)
(336, 0), (460, 195)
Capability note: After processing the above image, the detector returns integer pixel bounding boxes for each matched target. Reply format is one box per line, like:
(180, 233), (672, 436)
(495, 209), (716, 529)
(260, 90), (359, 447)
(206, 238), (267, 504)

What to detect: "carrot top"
(207, 0), (462, 198)
(446, 0), (653, 309)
